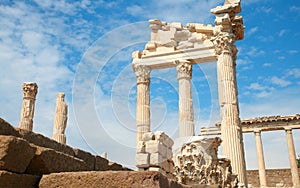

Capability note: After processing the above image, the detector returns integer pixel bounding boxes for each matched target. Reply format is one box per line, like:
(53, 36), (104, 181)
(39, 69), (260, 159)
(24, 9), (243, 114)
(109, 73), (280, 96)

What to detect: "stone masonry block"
(26, 146), (87, 175)
(73, 148), (95, 171)
(166, 147), (173, 160)
(94, 156), (109, 171)
(163, 138), (174, 148)
(136, 141), (146, 153)
(0, 118), (21, 137)
(150, 153), (164, 167)
(0, 170), (40, 188)
(142, 132), (155, 141)
(149, 167), (166, 176)
(0, 135), (36, 173)
(39, 171), (185, 188)
(108, 162), (123, 171)
(17, 128), (75, 156)
(145, 140), (167, 157)
(136, 153), (150, 168)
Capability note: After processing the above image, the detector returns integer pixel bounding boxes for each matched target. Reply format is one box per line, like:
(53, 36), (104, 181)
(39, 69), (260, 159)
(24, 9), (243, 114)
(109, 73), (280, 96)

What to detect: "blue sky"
(0, 0), (300, 170)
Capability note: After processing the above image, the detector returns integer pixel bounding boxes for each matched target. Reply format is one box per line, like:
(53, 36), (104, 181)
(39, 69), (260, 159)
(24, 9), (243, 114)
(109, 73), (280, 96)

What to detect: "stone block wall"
(247, 168), (300, 187)
(0, 118), (129, 188)
(136, 131), (174, 178)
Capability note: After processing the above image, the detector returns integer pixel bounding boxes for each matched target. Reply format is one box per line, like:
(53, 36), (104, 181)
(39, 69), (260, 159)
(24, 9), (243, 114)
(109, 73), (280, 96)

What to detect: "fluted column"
(52, 92), (68, 144)
(133, 65), (151, 144)
(213, 32), (248, 187)
(254, 130), (267, 187)
(285, 128), (300, 187)
(176, 60), (194, 137)
(19, 82), (38, 131)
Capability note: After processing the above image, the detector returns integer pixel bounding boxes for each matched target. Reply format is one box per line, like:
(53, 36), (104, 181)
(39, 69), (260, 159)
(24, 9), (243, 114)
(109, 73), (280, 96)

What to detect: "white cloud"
(246, 26), (258, 36)
(278, 29), (286, 37)
(263, 63), (271, 67)
(270, 76), (291, 87)
(286, 68), (300, 78)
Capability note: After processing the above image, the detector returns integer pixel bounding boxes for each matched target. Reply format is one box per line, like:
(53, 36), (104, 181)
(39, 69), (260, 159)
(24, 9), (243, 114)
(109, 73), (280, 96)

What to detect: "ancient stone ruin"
(1, 0), (300, 187)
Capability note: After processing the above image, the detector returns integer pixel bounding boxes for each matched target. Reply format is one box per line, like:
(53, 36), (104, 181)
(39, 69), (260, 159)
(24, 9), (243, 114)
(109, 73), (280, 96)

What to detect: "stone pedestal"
(52, 93), (68, 144)
(176, 60), (194, 137)
(19, 82), (38, 131)
(133, 65), (151, 144)
(285, 128), (300, 187)
(254, 130), (267, 187)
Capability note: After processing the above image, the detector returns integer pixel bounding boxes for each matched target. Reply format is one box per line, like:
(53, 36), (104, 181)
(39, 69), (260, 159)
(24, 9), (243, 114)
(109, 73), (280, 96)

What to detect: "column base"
(19, 119), (33, 131)
(52, 133), (66, 144)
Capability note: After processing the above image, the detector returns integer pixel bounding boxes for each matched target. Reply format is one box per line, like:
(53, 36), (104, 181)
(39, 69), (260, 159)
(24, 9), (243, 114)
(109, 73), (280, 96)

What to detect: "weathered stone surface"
(0, 135), (36, 173)
(247, 168), (300, 188)
(73, 148), (95, 171)
(0, 170), (40, 188)
(26, 146), (87, 175)
(0, 118), (20, 137)
(94, 155), (109, 171)
(17, 128), (75, 156)
(39, 171), (186, 188)
(108, 162), (123, 171)
(136, 153), (150, 168)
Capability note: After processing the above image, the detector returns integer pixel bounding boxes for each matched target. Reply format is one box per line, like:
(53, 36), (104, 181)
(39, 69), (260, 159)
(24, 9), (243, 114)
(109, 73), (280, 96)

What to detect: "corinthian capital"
(22, 82), (38, 99)
(211, 32), (235, 55)
(133, 65), (151, 84)
(176, 60), (192, 80)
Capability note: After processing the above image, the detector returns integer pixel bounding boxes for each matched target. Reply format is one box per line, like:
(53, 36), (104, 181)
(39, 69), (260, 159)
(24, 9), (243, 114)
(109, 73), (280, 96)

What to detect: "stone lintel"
(201, 114), (300, 135)
(132, 46), (216, 70)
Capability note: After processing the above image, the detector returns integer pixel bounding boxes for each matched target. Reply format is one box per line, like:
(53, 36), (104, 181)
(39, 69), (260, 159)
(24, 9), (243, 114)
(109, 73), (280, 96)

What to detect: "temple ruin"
(0, 0), (299, 187)
(132, 0), (248, 187)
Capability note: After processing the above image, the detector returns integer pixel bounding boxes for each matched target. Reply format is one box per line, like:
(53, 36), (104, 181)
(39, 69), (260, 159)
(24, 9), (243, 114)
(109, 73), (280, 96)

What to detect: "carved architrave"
(22, 82), (38, 99)
(133, 65), (151, 84)
(176, 60), (192, 80)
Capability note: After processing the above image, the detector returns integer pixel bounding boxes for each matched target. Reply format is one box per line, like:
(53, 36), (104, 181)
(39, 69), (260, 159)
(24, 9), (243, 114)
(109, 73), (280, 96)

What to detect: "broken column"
(133, 65), (151, 144)
(52, 93), (68, 144)
(136, 131), (174, 178)
(176, 60), (194, 137)
(19, 82), (38, 131)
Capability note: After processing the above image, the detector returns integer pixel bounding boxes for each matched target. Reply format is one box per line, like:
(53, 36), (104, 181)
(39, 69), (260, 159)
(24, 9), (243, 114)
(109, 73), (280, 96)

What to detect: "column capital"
(253, 129), (262, 134)
(211, 32), (236, 55)
(22, 82), (38, 99)
(175, 60), (192, 80)
(133, 65), (151, 84)
(284, 127), (293, 132)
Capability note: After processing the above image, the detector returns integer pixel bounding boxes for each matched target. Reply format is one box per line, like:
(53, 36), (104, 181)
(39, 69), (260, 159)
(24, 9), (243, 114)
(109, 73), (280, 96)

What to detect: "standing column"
(213, 33), (248, 187)
(176, 60), (194, 137)
(285, 128), (300, 187)
(254, 130), (267, 187)
(133, 65), (151, 144)
(19, 82), (38, 131)
(52, 93), (68, 144)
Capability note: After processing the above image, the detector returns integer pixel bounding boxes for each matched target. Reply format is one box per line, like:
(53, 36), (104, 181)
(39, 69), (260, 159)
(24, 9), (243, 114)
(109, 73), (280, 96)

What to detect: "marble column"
(176, 60), (194, 137)
(254, 130), (267, 187)
(213, 33), (248, 187)
(133, 65), (151, 144)
(52, 92), (68, 144)
(285, 128), (300, 187)
(19, 82), (38, 131)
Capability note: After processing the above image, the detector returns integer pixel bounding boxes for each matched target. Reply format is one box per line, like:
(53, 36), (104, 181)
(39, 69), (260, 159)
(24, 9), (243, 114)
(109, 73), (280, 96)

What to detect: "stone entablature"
(201, 114), (300, 135)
